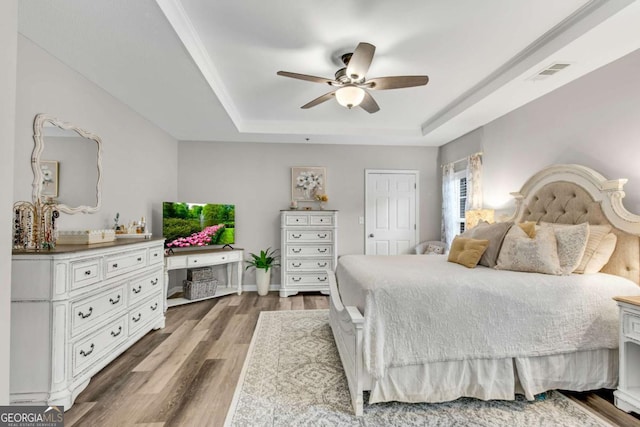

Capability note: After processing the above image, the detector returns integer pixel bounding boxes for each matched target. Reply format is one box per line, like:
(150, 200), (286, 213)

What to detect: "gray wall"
(0, 0), (17, 405)
(13, 35), (179, 234)
(440, 47), (640, 218)
(177, 141), (440, 283)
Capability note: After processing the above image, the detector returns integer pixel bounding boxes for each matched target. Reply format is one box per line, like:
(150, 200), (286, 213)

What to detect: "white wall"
(0, 0), (17, 405)
(177, 141), (440, 283)
(13, 35), (179, 235)
(440, 48), (640, 217)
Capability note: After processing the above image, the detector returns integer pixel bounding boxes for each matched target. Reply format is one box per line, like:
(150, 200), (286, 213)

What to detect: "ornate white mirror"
(32, 114), (103, 214)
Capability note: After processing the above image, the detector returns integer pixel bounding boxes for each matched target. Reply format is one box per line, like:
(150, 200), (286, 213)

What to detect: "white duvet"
(335, 254), (640, 380)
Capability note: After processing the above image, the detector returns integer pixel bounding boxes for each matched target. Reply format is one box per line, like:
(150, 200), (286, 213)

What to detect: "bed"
(329, 164), (640, 416)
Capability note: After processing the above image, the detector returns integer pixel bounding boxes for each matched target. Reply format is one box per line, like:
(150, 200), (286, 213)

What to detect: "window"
(454, 172), (467, 235)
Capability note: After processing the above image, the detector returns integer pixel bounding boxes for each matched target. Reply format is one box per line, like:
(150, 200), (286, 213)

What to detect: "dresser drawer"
(286, 274), (329, 286)
(287, 245), (333, 257)
(72, 315), (127, 377)
(286, 230), (333, 243)
(309, 214), (334, 226)
(129, 270), (163, 305)
(149, 247), (164, 265)
(105, 249), (147, 278)
(129, 294), (163, 336)
(623, 312), (640, 342)
(71, 286), (126, 336)
(71, 258), (102, 290)
(285, 214), (309, 226)
(286, 259), (333, 272)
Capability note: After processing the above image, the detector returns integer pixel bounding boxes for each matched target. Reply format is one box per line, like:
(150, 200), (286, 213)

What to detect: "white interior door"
(365, 170), (419, 255)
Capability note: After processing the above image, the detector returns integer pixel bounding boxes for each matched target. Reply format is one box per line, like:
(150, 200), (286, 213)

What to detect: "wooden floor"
(65, 292), (640, 427)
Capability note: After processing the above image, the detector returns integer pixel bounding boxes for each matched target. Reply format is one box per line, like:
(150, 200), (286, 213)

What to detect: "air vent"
(529, 63), (572, 81)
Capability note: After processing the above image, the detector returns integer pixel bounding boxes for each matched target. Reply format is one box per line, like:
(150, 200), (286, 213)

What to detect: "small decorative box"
(186, 267), (214, 281)
(183, 279), (218, 300)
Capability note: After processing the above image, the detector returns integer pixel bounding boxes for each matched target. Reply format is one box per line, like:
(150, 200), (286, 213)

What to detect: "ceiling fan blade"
(359, 91), (380, 114)
(366, 75), (429, 90)
(301, 90), (337, 109)
(277, 71), (334, 85)
(346, 42), (375, 81)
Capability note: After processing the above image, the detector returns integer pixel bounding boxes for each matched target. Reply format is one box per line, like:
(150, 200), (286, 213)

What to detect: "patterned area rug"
(225, 310), (612, 426)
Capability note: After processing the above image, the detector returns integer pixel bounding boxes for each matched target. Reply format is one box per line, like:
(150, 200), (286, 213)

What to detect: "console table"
(164, 247), (244, 308)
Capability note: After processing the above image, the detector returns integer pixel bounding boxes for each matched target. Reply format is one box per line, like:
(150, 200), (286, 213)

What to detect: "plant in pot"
(245, 247), (280, 296)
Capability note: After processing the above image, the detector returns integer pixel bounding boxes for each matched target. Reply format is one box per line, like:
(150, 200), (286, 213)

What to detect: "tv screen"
(162, 202), (235, 248)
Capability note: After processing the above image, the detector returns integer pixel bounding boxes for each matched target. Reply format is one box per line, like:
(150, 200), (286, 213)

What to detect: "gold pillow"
(518, 221), (537, 238)
(447, 237), (490, 268)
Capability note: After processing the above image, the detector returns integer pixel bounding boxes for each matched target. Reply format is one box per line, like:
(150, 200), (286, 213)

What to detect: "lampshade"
(335, 86), (365, 109)
(465, 209), (495, 230)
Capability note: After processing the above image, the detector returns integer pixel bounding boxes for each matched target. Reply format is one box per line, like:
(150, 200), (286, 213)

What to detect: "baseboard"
(242, 284), (281, 292)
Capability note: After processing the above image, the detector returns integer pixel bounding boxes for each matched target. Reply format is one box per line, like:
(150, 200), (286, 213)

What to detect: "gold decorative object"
(13, 200), (59, 250)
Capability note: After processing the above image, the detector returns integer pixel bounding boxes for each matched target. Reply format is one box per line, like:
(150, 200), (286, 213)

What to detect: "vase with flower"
(315, 193), (329, 210)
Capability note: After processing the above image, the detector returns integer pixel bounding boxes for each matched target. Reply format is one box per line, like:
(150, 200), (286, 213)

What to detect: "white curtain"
(441, 162), (457, 249)
(466, 153), (483, 211)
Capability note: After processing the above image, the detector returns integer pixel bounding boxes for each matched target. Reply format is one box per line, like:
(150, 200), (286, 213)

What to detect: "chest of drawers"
(280, 210), (337, 297)
(10, 239), (165, 410)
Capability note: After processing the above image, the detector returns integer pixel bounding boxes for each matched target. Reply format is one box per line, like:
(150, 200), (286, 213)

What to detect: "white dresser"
(10, 239), (165, 410)
(280, 210), (337, 297)
(614, 295), (640, 415)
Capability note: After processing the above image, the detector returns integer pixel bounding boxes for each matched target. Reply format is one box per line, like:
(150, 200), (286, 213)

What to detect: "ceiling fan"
(277, 42), (429, 114)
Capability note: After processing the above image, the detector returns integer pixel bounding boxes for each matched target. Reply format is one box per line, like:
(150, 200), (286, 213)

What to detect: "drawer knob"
(111, 326), (122, 337)
(151, 278), (159, 286)
(132, 285), (142, 294)
(150, 302), (158, 311)
(318, 234), (327, 238)
(292, 277), (301, 282)
(84, 270), (92, 276)
(292, 248), (302, 254)
(154, 253), (158, 257)
(193, 260), (198, 263)
(112, 263), (118, 268)
(78, 307), (93, 319)
(318, 277), (327, 282)
(292, 262), (302, 268)
(137, 257), (142, 262)
(80, 343), (95, 357)
(132, 313), (142, 323)
(109, 295), (121, 305)
(292, 234), (302, 239)
(295, 219), (299, 222)
(317, 262), (327, 268)
(317, 248), (327, 253)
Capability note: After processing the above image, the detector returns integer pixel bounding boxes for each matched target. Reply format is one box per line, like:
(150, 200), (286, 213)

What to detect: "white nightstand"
(614, 295), (640, 414)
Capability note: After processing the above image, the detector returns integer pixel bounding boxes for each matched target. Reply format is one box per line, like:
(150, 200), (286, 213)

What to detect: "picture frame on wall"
(40, 160), (59, 198)
(291, 166), (326, 201)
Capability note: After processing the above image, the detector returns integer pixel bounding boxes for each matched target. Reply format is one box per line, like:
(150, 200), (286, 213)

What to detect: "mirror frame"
(32, 113), (103, 214)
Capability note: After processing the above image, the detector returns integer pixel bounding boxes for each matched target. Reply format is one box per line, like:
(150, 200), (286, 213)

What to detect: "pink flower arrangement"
(166, 224), (225, 248)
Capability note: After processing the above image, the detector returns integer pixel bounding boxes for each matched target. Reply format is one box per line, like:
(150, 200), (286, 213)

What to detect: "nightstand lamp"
(465, 209), (495, 230)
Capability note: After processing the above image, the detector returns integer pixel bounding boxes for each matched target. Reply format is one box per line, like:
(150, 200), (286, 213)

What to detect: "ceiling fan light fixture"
(335, 86), (365, 109)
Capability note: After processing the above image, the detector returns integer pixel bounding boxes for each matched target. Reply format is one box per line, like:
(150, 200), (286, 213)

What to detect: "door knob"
(368, 234), (374, 238)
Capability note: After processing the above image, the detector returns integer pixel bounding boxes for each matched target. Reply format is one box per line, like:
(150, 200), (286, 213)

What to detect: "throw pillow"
(466, 221), (513, 268)
(496, 225), (563, 275)
(425, 243), (445, 255)
(518, 221), (537, 238)
(573, 224), (613, 273)
(583, 232), (617, 274)
(447, 237), (489, 268)
(541, 222), (590, 274)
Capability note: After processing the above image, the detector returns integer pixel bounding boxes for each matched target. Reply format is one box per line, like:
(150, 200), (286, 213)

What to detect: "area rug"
(225, 310), (612, 426)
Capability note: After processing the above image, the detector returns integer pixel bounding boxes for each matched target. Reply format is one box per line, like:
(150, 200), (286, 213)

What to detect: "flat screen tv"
(162, 202), (235, 248)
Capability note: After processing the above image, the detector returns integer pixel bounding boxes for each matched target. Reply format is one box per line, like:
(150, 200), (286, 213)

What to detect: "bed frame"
(329, 163), (640, 416)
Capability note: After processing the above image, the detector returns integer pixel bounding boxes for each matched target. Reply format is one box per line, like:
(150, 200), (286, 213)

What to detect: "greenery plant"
(245, 247), (280, 272)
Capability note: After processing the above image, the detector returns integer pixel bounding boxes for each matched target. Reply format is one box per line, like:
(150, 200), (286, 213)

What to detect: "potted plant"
(245, 247), (280, 296)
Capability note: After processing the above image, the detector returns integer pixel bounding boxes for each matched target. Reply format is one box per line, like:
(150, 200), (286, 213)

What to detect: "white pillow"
(496, 225), (563, 275)
(573, 224), (612, 274)
(583, 232), (617, 274)
(541, 222), (589, 274)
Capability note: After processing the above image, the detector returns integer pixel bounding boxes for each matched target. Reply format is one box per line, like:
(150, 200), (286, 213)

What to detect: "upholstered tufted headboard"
(507, 164), (640, 284)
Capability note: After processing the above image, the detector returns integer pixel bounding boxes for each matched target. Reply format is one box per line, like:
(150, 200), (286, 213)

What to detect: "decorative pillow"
(424, 243), (445, 255)
(496, 225), (563, 275)
(465, 221), (513, 268)
(518, 221), (537, 238)
(573, 224), (613, 273)
(447, 237), (489, 268)
(541, 222), (589, 274)
(583, 232), (617, 274)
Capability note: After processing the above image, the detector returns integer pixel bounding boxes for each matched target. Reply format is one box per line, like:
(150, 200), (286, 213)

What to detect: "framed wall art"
(291, 166), (326, 201)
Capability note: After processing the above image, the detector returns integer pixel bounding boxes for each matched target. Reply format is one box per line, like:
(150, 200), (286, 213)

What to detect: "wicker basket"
(183, 278), (218, 300)
(186, 266), (214, 281)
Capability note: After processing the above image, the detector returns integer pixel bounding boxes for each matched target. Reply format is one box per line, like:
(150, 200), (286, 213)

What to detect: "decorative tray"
(115, 233), (153, 239)
(57, 229), (116, 245)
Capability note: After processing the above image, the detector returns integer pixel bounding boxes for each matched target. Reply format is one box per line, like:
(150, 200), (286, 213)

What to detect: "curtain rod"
(440, 152), (483, 168)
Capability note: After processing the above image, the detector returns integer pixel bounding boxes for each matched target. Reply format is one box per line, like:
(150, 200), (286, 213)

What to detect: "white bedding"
(335, 254), (640, 380)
